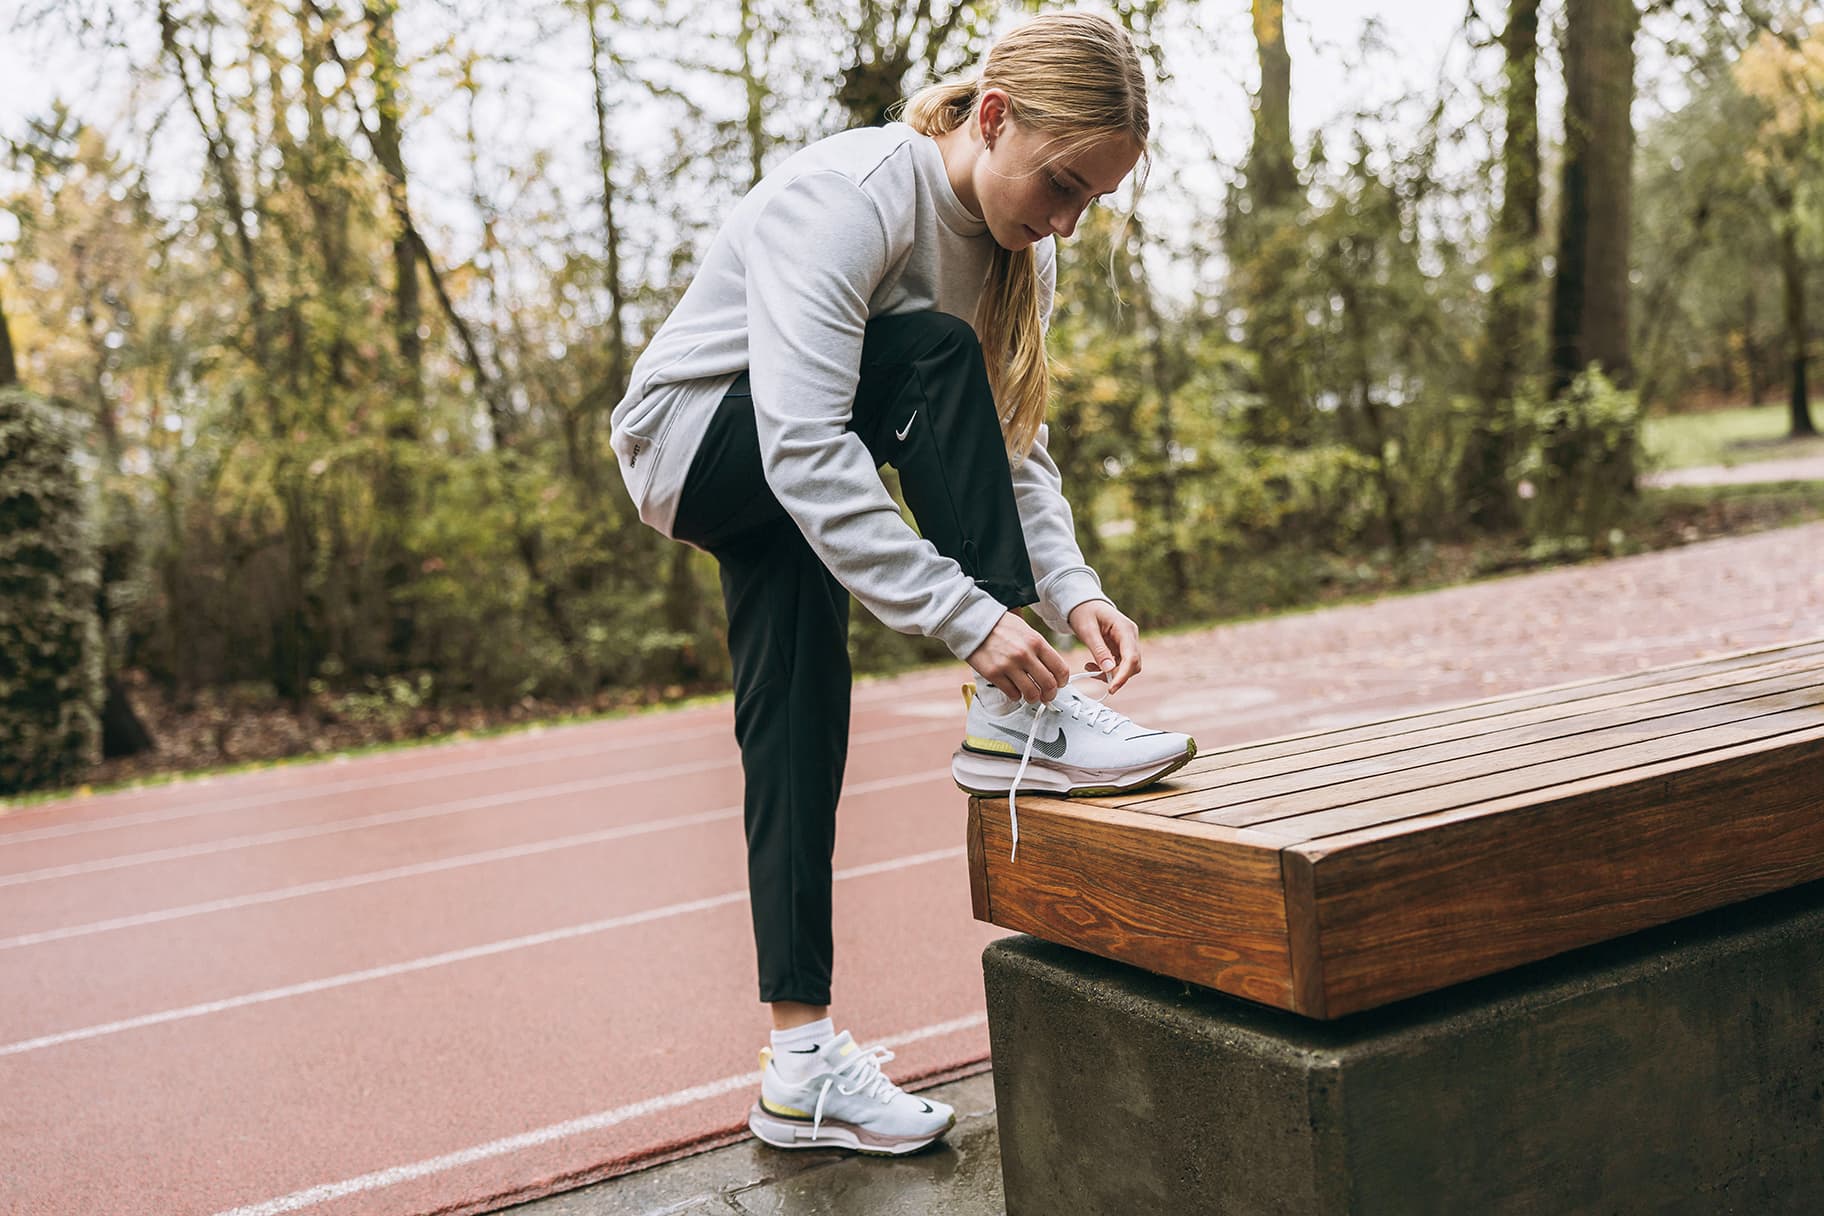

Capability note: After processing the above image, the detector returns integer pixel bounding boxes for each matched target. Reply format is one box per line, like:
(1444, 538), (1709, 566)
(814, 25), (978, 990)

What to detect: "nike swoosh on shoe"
(982, 729), (1067, 758)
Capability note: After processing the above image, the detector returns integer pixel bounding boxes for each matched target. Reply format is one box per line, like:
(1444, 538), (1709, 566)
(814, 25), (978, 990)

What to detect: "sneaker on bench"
(748, 1031), (956, 1156)
(951, 673), (1196, 859)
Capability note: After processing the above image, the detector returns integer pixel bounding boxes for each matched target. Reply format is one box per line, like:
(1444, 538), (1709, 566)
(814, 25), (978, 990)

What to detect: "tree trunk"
(0, 287), (18, 387)
(367, 2), (424, 412)
(1550, 0), (1638, 395)
(1249, 1), (1296, 206)
(736, 0), (768, 188)
(1237, 0), (1305, 446)
(1340, 272), (1405, 559)
(1458, 0), (1540, 533)
(98, 539), (156, 758)
(586, 0), (628, 489)
(1743, 285), (1763, 408)
(365, 1), (424, 666)
(1779, 218), (1817, 437)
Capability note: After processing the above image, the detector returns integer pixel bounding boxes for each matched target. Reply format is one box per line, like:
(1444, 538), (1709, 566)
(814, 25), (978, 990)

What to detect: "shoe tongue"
(825, 1029), (859, 1059)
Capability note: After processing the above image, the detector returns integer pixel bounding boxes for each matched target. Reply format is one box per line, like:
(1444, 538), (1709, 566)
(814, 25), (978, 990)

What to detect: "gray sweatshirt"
(609, 121), (1111, 662)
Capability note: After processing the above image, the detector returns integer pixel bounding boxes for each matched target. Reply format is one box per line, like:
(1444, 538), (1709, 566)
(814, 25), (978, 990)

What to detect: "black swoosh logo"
(919, 1100), (934, 1113)
(988, 728), (1067, 758)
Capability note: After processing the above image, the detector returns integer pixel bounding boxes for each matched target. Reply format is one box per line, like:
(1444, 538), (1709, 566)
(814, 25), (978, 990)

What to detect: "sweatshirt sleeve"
(744, 170), (1007, 660)
(1011, 237), (1115, 634)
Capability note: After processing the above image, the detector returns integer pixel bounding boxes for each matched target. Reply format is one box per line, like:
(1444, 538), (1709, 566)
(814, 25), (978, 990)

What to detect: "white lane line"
(0, 683), (958, 846)
(0, 769), (948, 950)
(0, 722), (946, 886)
(0, 733), (717, 847)
(0, 846), (967, 1058)
(206, 1011), (987, 1216)
(1, 773), (684, 888)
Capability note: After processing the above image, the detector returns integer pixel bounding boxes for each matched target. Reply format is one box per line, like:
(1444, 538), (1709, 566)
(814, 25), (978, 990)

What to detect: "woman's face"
(970, 88), (1142, 251)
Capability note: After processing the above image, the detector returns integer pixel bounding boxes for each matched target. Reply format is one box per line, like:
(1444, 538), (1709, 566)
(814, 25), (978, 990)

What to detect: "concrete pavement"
(504, 1071), (1004, 1216)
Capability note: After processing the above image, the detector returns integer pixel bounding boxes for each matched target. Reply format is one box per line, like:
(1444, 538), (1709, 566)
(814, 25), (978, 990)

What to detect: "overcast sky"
(2, 0), (1685, 309)
(0, 1), (1487, 172)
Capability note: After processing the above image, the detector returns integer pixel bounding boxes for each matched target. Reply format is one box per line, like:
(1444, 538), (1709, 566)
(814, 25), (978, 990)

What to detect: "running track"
(4, 524), (1823, 1216)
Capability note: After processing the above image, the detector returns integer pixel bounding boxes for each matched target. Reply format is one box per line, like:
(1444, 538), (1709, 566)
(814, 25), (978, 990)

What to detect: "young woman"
(610, 11), (1194, 1156)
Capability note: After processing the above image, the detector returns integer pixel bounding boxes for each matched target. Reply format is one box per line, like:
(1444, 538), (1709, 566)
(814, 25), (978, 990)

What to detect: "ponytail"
(895, 14), (1149, 463)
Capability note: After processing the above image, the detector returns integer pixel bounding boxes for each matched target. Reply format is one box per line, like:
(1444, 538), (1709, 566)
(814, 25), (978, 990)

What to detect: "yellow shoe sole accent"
(760, 1096), (816, 1119)
(952, 740), (1197, 799)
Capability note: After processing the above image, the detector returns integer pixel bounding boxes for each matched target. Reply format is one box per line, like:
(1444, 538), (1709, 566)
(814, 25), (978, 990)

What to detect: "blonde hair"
(894, 12), (1150, 462)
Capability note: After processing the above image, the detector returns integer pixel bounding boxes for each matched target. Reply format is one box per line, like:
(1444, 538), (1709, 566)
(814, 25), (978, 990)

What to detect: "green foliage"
(0, 389), (103, 793)
(1512, 367), (1644, 544)
(7, 0), (1814, 775)
(399, 450), (720, 702)
(1091, 432), (1384, 625)
(311, 669), (434, 733)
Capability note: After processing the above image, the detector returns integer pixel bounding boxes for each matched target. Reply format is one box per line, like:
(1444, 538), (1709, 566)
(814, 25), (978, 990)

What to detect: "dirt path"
(1642, 452), (1824, 488)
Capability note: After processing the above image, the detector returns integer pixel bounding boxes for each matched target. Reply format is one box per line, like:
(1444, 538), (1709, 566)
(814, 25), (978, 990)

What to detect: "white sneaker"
(748, 1030), (956, 1155)
(951, 673), (1196, 858)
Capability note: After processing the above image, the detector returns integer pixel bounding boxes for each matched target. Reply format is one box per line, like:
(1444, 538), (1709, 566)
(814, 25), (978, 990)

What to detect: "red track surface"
(5, 525), (1823, 1216)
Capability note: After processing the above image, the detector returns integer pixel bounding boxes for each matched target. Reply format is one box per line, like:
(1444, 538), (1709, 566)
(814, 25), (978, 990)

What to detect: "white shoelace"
(808, 1042), (901, 1140)
(1007, 672), (1129, 862)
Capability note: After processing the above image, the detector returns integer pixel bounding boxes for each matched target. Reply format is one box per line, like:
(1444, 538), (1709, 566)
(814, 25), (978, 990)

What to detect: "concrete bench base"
(984, 879), (1824, 1215)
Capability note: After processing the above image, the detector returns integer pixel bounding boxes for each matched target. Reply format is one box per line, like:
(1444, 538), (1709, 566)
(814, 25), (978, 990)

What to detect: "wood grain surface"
(967, 798), (1294, 1007)
(967, 639), (1824, 1018)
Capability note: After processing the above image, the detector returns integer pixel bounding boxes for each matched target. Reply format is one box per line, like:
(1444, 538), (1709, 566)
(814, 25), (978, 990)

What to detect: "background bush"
(0, 388), (103, 793)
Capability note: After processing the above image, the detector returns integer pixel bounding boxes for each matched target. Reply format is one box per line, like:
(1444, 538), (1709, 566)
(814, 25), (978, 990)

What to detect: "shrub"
(0, 389), (103, 794)
(1513, 367), (1644, 546)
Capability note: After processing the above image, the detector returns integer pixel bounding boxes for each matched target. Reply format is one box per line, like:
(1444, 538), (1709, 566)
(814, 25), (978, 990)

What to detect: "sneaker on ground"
(748, 1030), (956, 1155)
(951, 672), (1197, 859)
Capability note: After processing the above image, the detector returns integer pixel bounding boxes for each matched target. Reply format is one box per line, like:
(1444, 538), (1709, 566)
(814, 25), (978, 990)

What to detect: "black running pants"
(671, 310), (1038, 1006)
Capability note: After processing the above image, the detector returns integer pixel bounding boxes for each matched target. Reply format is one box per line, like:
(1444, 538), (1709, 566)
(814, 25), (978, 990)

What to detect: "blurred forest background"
(2, 0), (1822, 795)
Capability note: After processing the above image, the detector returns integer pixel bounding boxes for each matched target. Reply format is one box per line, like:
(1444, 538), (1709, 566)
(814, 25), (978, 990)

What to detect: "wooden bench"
(973, 639), (1824, 1213)
(969, 638), (1824, 1018)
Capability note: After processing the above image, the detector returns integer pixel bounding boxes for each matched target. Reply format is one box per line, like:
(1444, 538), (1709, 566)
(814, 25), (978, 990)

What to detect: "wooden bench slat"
(1076, 639), (1824, 811)
(1087, 654), (1824, 806)
(1139, 671), (1824, 827)
(1292, 723), (1824, 855)
(1167, 691), (1822, 831)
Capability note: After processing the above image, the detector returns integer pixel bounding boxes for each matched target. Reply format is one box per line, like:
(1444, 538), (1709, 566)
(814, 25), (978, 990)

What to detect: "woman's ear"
(976, 87), (1011, 148)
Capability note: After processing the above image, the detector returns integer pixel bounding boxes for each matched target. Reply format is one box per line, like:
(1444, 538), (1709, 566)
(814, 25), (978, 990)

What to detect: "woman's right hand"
(967, 612), (1073, 705)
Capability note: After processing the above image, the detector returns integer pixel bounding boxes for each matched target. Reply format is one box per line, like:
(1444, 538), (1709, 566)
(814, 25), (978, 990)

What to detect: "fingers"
(1011, 639), (1065, 704)
(1011, 667), (1049, 704)
(1068, 601), (1121, 689)
(1107, 617), (1142, 694)
(1040, 641), (1071, 696)
(1083, 634), (1118, 681)
(969, 612), (1065, 704)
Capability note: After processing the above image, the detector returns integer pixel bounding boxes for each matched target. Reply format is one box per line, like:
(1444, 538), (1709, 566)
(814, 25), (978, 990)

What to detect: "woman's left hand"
(1066, 599), (1141, 695)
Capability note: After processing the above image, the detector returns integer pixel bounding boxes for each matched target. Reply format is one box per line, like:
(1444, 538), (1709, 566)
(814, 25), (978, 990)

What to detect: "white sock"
(770, 1018), (835, 1080)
